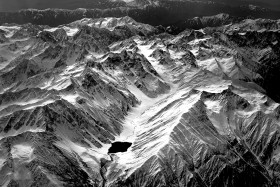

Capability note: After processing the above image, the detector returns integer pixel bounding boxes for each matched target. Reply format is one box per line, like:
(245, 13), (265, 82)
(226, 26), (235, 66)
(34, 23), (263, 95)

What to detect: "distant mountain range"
(0, 0), (279, 34)
(1, 0), (280, 12)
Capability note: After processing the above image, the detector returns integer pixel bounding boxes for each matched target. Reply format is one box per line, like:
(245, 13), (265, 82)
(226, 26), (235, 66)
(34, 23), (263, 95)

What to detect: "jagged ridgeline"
(0, 14), (280, 187)
(1, 0), (280, 33)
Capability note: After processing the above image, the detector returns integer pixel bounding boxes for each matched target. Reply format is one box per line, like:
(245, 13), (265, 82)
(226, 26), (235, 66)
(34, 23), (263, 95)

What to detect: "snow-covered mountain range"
(0, 15), (280, 186)
(1, 0), (280, 32)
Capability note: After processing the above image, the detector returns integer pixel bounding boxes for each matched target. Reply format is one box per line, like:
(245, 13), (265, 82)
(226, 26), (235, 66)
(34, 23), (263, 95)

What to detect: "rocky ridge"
(0, 15), (280, 186)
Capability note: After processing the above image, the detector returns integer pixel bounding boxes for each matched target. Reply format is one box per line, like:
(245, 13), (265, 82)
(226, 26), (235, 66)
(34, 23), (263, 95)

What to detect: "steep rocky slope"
(0, 16), (280, 186)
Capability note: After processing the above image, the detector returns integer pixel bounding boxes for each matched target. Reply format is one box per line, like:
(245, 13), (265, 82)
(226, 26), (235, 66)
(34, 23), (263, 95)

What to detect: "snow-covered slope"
(0, 16), (280, 186)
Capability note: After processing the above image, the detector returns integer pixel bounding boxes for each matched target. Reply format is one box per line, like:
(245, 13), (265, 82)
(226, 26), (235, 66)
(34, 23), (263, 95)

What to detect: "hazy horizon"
(0, 0), (279, 12)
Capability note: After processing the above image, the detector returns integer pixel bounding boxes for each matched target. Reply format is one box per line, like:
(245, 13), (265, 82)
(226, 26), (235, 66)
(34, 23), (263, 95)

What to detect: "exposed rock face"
(0, 15), (280, 187)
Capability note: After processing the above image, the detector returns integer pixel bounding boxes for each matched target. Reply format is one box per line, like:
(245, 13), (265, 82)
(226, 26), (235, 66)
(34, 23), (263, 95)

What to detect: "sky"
(0, 0), (279, 12)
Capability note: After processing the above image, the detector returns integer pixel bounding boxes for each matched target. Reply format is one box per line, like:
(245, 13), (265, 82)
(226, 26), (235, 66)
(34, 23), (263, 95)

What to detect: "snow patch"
(44, 27), (59, 32)
(61, 94), (79, 104)
(11, 144), (34, 160)
(0, 25), (21, 38)
(62, 26), (79, 36)
(24, 99), (55, 110)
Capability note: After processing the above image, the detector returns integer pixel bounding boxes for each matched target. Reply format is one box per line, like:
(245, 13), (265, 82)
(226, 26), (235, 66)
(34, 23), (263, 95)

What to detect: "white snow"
(0, 158), (5, 170)
(11, 144), (34, 160)
(60, 94), (79, 104)
(86, 17), (137, 31)
(45, 78), (72, 91)
(0, 25), (21, 38)
(238, 32), (247, 36)
(62, 26), (79, 36)
(56, 140), (111, 168)
(134, 38), (167, 76)
(24, 99), (55, 110)
(116, 83), (163, 142)
(109, 38), (203, 171)
(44, 27), (59, 32)
(89, 18), (112, 29)
(188, 37), (211, 46)
(1, 19), (279, 185)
